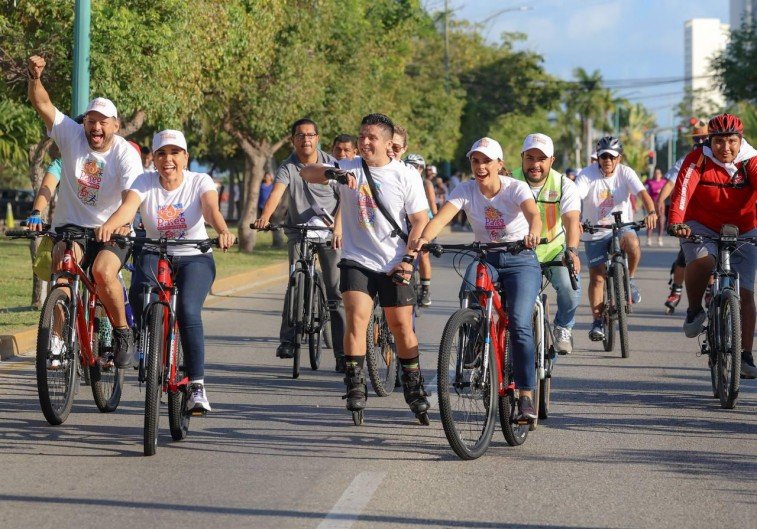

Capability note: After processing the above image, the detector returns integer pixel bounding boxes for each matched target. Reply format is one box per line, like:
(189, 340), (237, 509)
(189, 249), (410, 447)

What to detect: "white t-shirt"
(130, 170), (217, 256)
(528, 175), (581, 215)
(575, 163), (645, 241)
(333, 157), (428, 273)
(447, 176), (533, 242)
(48, 110), (143, 228)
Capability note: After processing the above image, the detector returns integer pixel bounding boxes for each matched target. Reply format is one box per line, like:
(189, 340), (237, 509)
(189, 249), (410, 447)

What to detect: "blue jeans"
(131, 252), (216, 380)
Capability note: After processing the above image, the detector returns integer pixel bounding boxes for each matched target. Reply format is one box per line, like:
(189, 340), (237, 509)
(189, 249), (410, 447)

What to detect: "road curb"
(0, 260), (289, 362)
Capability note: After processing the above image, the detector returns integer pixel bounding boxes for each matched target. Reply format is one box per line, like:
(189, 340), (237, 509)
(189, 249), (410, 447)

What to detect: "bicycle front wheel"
(602, 273), (615, 352)
(168, 322), (190, 441)
(612, 263), (630, 358)
(144, 306), (165, 456)
(366, 303), (398, 396)
(90, 304), (125, 413)
(309, 274), (328, 371)
(716, 290), (741, 409)
(36, 287), (78, 425)
(437, 308), (496, 460)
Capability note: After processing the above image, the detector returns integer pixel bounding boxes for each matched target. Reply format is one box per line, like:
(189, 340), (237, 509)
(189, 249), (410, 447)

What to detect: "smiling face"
(358, 124), (393, 164)
(469, 152), (503, 186)
(388, 132), (407, 160)
(154, 145), (188, 180)
(521, 148), (554, 185)
(710, 134), (742, 164)
(83, 111), (119, 152)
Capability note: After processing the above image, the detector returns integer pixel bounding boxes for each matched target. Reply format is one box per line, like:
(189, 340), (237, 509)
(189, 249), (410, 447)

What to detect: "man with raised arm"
(26, 55), (142, 368)
(300, 113), (431, 422)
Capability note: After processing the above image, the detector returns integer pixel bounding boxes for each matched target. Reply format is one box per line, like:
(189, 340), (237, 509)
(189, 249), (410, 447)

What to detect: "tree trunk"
(237, 153), (268, 252)
(28, 140), (53, 308)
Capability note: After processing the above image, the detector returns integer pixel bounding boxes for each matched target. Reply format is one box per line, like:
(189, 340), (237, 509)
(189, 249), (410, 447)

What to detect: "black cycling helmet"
(596, 136), (623, 157)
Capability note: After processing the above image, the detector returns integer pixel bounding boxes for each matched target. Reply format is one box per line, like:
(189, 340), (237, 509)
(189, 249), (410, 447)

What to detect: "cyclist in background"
(644, 167), (667, 246)
(96, 130), (235, 412)
(254, 118), (346, 372)
(412, 137), (543, 420)
(668, 114), (757, 378)
(26, 55), (143, 369)
(332, 134), (357, 161)
(406, 153), (436, 307)
(576, 136), (657, 342)
(511, 133), (582, 355)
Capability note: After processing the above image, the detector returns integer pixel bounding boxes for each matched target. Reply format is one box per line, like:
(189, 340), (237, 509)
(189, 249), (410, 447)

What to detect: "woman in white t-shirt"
(96, 130), (235, 413)
(411, 137), (543, 421)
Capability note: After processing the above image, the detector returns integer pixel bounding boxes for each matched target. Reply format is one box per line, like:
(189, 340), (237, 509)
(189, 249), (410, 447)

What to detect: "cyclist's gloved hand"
(325, 168), (355, 187)
(668, 223), (690, 237)
(26, 210), (43, 231)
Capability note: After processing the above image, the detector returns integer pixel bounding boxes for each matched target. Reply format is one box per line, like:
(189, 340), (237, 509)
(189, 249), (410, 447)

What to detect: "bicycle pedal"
(187, 409), (207, 417)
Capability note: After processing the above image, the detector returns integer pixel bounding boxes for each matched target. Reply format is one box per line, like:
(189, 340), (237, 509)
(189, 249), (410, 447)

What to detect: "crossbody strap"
(361, 158), (408, 242)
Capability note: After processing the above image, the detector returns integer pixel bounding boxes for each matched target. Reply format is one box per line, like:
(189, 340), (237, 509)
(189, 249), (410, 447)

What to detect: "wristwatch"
(567, 246), (578, 254)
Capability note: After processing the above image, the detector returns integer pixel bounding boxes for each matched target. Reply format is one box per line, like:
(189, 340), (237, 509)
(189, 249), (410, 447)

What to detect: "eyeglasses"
(599, 153), (618, 160)
(293, 132), (318, 140)
(391, 143), (405, 152)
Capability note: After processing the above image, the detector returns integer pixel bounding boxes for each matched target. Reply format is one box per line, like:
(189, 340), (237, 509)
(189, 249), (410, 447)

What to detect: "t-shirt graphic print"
(484, 205), (507, 240)
(156, 202), (189, 239)
(77, 158), (105, 206)
(358, 183), (378, 229)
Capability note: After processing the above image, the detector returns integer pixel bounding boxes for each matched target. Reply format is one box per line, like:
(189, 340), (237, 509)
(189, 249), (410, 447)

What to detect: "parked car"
(0, 189), (35, 219)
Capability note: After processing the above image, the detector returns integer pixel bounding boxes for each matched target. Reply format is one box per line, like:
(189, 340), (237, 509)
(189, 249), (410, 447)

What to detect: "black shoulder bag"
(361, 158), (408, 242)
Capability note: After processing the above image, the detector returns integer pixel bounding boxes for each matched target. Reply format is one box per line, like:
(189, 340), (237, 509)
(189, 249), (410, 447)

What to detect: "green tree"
(712, 21), (756, 104)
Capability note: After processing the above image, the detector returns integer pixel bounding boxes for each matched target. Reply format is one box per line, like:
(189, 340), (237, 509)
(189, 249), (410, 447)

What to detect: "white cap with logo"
(85, 97), (118, 118)
(466, 137), (504, 161)
(521, 133), (554, 157)
(152, 129), (188, 152)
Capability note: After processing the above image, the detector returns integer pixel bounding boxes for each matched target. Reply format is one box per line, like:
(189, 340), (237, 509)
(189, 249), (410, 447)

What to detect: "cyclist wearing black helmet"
(576, 136), (658, 341)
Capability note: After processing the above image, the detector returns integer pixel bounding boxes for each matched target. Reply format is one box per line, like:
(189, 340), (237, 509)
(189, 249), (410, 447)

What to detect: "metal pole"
(443, 0), (451, 178)
(72, 0), (91, 116)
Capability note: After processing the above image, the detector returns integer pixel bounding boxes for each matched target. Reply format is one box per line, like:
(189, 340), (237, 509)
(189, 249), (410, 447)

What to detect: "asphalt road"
(0, 233), (754, 529)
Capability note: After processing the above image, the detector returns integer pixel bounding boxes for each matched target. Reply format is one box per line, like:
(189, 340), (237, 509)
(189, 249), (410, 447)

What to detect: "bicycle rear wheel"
(144, 306), (165, 456)
(309, 274), (328, 371)
(366, 302), (398, 396)
(613, 263), (631, 358)
(499, 332), (529, 446)
(90, 305), (125, 412)
(438, 308), (496, 459)
(539, 294), (551, 420)
(36, 287), (78, 425)
(716, 290), (741, 409)
(168, 322), (190, 441)
(602, 272), (615, 352)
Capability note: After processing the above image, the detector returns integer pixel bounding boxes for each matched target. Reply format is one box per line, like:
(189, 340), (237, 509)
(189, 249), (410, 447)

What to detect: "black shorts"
(339, 260), (416, 307)
(55, 224), (131, 272)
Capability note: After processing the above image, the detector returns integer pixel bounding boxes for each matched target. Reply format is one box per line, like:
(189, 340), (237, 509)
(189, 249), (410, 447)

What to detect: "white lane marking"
(317, 471), (386, 529)
(425, 375), (438, 410)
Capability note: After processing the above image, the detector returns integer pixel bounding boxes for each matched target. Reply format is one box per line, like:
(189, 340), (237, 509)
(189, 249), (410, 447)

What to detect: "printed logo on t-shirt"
(77, 158), (103, 206)
(358, 183), (377, 228)
(484, 206), (506, 239)
(598, 189), (614, 221)
(156, 203), (188, 239)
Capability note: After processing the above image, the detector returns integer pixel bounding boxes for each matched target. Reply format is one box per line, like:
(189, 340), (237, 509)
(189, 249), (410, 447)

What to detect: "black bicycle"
(365, 298), (398, 396)
(583, 212), (645, 358)
(253, 223), (332, 379)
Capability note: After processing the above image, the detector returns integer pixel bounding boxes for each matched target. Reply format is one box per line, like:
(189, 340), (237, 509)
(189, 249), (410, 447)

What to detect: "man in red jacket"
(669, 113), (757, 378)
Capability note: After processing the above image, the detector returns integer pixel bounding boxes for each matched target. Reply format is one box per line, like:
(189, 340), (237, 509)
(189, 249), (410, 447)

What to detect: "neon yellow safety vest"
(512, 167), (564, 262)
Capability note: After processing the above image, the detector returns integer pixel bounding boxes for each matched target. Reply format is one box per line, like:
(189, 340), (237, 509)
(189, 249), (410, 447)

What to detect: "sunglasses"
(599, 153), (618, 160)
(391, 143), (405, 152)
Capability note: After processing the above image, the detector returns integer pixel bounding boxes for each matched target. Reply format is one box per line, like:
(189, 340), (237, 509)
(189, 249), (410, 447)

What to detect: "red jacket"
(669, 146), (757, 233)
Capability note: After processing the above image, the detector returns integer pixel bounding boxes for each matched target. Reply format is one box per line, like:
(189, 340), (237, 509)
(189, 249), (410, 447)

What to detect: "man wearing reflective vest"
(511, 133), (582, 354)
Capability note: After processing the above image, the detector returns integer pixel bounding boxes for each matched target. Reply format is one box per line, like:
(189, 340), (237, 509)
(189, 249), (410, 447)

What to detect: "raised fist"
(27, 55), (46, 80)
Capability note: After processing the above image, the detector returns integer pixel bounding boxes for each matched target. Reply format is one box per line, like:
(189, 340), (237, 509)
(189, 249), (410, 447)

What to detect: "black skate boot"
(401, 370), (431, 425)
(342, 364), (367, 425)
(664, 284), (682, 314)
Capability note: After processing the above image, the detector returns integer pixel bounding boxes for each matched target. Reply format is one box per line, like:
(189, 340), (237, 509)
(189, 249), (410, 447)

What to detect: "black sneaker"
(518, 395), (537, 421)
(588, 319), (605, 341)
(334, 354), (346, 373)
(401, 370), (430, 414)
(276, 342), (294, 359)
(112, 327), (133, 368)
(342, 365), (367, 411)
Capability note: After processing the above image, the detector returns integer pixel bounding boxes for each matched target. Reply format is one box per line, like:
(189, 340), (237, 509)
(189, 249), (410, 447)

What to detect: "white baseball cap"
(521, 133), (554, 157)
(152, 129), (188, 152)
(85, 97), (118, 118)
(466, 137), (504, 161)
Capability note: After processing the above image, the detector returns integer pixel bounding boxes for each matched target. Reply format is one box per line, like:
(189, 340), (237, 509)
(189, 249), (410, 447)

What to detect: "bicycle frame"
(471, 259), (509, 397)
(290, 236), (320, 333)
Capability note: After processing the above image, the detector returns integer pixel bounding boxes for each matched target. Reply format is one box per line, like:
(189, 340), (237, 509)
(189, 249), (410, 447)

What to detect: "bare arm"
(423, 180), (438, 215)
(522, 199), (542, 248)
(561, 210), (581, 274)
(95, 191), (142, 242)
(637, 189), (658, 230)
(412, 201), (460, 250)
(201, 190), (235, 250)
(32, 171), (59, 213)
(656, 180), (674, 213)
(252, 182), (287, 228)
(332, 205), (343, 249)
(300, 164), (329, 184)
(27, 56), (56, 132)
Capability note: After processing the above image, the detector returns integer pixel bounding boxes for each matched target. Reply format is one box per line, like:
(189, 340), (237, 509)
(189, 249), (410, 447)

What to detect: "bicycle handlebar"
(541, 255), (579, 291)
(422, 238), (548, 258)
(582, 219), (645, 234)
(250, 223), (333, 233)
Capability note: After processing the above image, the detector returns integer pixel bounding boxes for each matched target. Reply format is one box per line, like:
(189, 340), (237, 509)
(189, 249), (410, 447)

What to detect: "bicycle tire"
(168, 321), (190, 441)
(602, 271), (615, 352)
(708, 351), (718, 399)
(292, 342), (301, 379)
(500, 332), (529, 446)
(366, 302), (398, 396)
(613, 263), (631, 358)
(437, 308), (496, 460)
(144, 306), (165, 456)
(716, 289), (741, 409)
(90, 305), (124, 413)
(36, 287), (78, 425)
(309, 274), (328, 370)
(539, 294), (551, 420)
(529, 307), (541, 431)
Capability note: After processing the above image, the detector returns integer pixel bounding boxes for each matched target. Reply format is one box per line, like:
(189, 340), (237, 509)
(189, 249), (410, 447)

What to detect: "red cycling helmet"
(708, 113), (744, 136)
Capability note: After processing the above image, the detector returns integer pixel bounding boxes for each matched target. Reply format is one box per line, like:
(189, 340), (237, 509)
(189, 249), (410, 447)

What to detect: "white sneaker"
(658, 237), (664, 247)
(646, 237), (652, 247)
(554, 326), (573, 355)
(48, 335), (65, 370)
(741, 352), (757, 379)
(187, 383), (211, 412)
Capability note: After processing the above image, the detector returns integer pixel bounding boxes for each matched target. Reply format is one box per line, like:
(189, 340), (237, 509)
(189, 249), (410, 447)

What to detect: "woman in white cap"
(96, 130), (235, 413)
(410, 137), (543, 421)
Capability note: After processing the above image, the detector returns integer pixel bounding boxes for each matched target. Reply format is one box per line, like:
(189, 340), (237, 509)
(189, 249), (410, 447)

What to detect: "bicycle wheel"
(144, 306), (165, 456)
(602, 272), (615, 352)
(36, 287), (78, 425)
(539, 294), (551, 420)
(309, 275), (328, 371)
(499, 332), (529, 446)
(437, 308), (496, 460)
(529, 307), (542, 431)
(90, 305), (125, 413)
(366, 302), (398, 396)
(168, 321), (190, 441)
(613, 263), (631, 358)
(716, 289), (741, 409)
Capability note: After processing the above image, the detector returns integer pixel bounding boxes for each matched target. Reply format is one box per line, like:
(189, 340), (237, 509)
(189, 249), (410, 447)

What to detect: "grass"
(0, 229), (286, 336)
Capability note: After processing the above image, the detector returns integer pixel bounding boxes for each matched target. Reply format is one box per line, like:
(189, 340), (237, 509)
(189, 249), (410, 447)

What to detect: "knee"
(91, 264), (116, 286)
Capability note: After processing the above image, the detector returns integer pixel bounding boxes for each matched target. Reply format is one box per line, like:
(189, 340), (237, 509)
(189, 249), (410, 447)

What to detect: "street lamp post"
(71, 0), (91, 116)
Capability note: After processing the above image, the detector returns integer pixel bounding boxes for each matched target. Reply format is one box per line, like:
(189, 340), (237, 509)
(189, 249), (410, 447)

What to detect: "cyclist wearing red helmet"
(668, 113), (757, 378)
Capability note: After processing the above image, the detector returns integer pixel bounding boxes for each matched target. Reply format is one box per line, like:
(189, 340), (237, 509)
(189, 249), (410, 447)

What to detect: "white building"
(730, 0), (756, 29)
(684, 18), (730, 112)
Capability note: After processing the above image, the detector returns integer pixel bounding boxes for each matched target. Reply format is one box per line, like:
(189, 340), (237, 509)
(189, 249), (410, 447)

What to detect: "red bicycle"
(425, 240), (543, 460)
(7, 228), (132, 425)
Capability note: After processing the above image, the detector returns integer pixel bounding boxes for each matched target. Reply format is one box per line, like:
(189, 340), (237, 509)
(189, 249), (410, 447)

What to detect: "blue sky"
(423, 0), (731, 131)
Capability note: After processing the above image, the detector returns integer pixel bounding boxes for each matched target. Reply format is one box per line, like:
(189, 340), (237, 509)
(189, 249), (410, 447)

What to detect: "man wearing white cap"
(26, 55), (143, 369)
(575, 136), (657, 342)
(511, 133), (582, 355)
